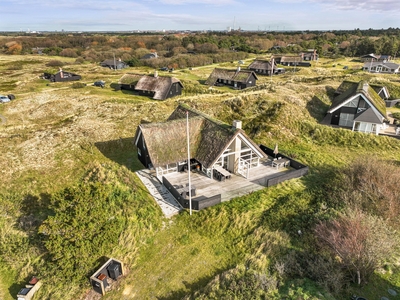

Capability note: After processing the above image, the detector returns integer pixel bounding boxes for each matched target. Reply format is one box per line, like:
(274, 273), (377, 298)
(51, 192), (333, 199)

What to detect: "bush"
(46, 60), (64, 67)
(71, 82), (86, 89)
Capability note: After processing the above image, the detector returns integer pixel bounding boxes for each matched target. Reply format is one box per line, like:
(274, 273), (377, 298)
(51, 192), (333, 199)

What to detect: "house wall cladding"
(162, 176), (221, 210)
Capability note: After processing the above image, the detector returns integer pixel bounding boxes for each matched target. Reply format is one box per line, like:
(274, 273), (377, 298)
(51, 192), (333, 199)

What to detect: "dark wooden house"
(118, 73), (142, 90)
(248, 59), (280, 75)
(360, 53), (391, 62)
(100, 59), (128, 70)
(134, 104), (267, 179)
(43, 69), (81, 82)
(321, 81), (387, 134)
(301, 49), (318, 61)
(134, 73), (183, 100)
(205, 67), (258, 89)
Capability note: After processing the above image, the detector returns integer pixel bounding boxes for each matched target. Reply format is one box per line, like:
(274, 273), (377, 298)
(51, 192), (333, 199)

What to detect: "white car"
(0, 95), (10, 103)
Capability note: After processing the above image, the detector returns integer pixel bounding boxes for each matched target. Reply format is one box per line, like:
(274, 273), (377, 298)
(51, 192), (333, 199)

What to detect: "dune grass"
(1, 54), (400, 299)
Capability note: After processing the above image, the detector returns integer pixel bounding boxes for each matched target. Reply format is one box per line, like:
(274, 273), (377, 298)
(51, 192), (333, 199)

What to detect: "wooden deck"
(164, 160), (291, 202)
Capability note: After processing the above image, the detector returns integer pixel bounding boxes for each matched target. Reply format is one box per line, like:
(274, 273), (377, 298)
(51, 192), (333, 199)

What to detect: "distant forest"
(1, 28), (400, 69)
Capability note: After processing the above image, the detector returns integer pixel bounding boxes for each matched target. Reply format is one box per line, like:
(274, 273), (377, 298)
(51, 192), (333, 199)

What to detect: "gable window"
(344, 98), (359, 108)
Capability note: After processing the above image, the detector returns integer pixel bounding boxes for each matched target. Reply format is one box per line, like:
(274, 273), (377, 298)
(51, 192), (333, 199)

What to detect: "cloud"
(317, 0), (400, 11)
(159, 0), (236, 4)
(274, 0), (400, 12)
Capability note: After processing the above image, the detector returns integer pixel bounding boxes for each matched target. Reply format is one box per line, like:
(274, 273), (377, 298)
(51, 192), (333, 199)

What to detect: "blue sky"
(1, 0), (399, 32)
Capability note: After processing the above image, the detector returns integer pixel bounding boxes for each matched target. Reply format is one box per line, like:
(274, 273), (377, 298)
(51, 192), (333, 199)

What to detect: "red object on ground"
(29, 276), (39, 285)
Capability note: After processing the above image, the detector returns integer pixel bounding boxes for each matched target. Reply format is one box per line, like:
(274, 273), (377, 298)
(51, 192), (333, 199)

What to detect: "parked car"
(93, 80), (105, 88)
(159, 67), (169, 71)
(0, 95), (10, 103)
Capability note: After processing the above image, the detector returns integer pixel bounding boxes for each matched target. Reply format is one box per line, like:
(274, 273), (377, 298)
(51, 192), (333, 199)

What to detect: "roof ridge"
(177, 104), (234, 130)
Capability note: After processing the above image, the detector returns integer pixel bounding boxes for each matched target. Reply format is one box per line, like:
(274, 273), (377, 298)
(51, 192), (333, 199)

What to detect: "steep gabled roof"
(135, 104), (266, 168)
(328, 81), (386, 118)
(205, 68), (258, 86)
(248, 59), (276, 71)
(135, 75), (183, 100)
(334, 80), (390, 99)
(354, 107), (383, 124)
(361, 53), (379, 59)
(135, 117), (204, 167)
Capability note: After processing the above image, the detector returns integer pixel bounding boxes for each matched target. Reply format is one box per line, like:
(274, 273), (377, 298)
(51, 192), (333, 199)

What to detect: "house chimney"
(154, 70), (158, 77)
(233, 120), (242, 129)
(59, 68), (63, 78)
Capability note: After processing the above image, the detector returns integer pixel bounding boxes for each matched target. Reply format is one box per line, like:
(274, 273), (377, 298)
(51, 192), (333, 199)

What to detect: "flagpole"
(186, 111), (192, 215)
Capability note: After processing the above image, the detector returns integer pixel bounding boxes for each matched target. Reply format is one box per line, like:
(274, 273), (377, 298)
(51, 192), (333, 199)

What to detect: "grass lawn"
(1, 54), (400, 299)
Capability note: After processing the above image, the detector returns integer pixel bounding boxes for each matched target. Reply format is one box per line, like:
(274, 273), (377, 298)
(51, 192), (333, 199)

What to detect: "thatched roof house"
(134, 74), (183, 100)
(206, 68), (258, 89)
(134, 104), (267, 179)
(117, 73), (183, 100)
(248, 59), (284, 75)
(118, 73), (142, 90)
(322, 81), (387, 135)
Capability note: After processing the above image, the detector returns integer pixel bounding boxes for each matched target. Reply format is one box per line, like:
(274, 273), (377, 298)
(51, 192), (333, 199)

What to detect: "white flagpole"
(186, 111), (192, 215)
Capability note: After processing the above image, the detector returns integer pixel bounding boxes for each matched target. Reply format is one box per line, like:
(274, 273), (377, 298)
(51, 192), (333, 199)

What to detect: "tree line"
(1, 29), (400, 67)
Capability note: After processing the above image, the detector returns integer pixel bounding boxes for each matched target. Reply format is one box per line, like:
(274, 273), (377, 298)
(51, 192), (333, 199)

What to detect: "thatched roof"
(118, 73), (142, 85)
(248, 59), (276, 71)
(136, 104), (266, 168)
(329, 81), (386, 118)
(334, 80), (390, 99)
(135, 75), (183, 100)
(137, 117), (204, 167)
(279, 56), (302, 63)
(205, 68), (258, 86)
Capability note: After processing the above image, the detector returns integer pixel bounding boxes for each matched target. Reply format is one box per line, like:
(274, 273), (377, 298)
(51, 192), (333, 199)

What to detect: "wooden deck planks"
(164, 161), (291, 203)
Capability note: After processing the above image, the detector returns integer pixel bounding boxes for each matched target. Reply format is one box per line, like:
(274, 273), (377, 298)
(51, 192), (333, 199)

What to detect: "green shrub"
(71, 82), (86, 89)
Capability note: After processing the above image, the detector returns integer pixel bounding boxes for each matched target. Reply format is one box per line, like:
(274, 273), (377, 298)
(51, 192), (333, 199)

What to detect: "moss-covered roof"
(335, 80), (390, 98)
(329, 80), (387, 118)
(118, 73), (142, 85)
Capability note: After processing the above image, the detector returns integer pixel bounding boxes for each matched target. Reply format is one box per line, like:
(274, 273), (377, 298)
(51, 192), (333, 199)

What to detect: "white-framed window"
(339, 113), (354, 127)
(354, 122), (376, 133)
(344, 98), (358, 108)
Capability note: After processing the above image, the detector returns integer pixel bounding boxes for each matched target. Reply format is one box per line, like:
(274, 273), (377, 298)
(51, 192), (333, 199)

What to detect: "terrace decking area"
(136, 145), (308, 216)
(164, 158), (291, 202)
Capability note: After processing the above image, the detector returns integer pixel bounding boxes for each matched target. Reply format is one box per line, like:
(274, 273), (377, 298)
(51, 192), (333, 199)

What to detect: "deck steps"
(135, 169), (182, 218)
